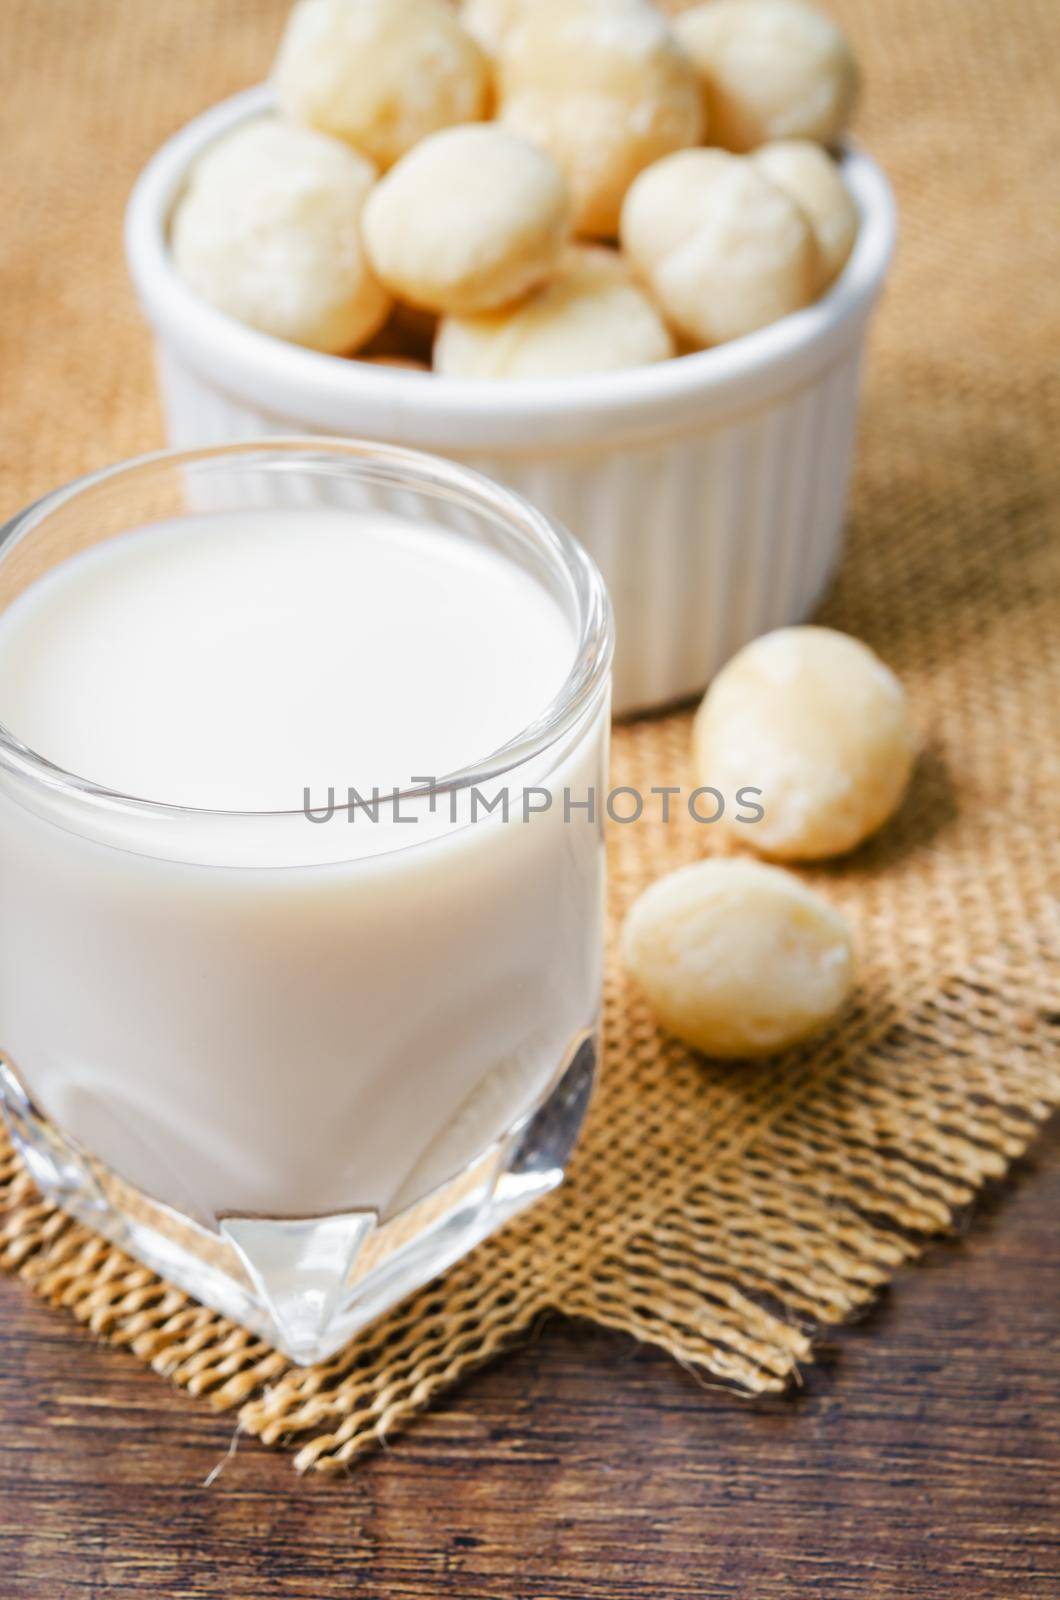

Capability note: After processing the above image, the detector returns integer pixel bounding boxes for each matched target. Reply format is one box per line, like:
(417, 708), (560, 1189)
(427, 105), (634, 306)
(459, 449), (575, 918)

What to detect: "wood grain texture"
(1, 1118), (1056, 1600)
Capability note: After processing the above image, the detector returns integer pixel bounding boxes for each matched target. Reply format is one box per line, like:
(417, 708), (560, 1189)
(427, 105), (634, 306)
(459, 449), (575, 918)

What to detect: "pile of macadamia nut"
(171, 0), (862, 378)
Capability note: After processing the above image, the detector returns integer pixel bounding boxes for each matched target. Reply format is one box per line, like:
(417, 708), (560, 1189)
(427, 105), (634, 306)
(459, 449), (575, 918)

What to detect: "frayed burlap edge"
(3, 923), (1057, 1473)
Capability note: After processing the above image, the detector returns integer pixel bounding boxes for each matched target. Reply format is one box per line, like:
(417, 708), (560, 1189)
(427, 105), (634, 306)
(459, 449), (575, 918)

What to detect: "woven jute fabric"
(1, 0), (1058, 1473)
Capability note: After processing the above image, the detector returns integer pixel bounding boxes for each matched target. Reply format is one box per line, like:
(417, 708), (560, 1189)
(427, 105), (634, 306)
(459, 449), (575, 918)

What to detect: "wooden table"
(1, 1121), (1056, 1599)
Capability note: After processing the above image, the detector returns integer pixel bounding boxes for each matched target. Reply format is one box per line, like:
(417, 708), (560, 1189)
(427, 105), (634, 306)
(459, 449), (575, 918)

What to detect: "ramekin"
(126, 85), (897, 715)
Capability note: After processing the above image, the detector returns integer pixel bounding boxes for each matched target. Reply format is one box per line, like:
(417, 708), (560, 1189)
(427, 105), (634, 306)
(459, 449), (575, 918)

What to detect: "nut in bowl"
(126, 0), (896, 715)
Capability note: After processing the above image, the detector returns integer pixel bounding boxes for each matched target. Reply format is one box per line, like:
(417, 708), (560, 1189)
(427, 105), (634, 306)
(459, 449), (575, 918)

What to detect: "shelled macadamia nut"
(434, 245), (674, 378)
(274, 0), (489, 170)
(459, 0), (527, 55)
(754, 139), (858, 289)
(171, 118), (390, 354)
(498, 0), (704, 239)
(693, 626), (916, 861)
(363, 125), (570, 315)
(620, 148), (817, 346)
(675, 0), (859, 151)
(622, 858), (855, 1058)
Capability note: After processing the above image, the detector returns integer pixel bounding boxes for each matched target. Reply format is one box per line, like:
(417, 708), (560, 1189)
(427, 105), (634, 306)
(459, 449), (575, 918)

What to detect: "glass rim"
(0, 437), (614, 822)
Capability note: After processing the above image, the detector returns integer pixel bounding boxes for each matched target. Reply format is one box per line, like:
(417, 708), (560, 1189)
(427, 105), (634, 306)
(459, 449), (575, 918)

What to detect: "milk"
(0, 511), (576, 812)
(0, 507), (608, 1225)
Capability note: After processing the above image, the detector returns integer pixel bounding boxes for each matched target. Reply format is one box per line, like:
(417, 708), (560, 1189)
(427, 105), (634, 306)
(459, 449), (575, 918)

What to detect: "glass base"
(0, 1033), (595, 1366)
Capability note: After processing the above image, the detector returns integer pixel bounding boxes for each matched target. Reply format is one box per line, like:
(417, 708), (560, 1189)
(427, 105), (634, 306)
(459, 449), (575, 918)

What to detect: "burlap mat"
(1, 0), (1058, 1473)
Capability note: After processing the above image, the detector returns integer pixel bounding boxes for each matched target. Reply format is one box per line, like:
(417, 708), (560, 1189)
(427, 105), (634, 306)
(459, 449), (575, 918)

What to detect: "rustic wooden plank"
(0, 1119), (1056, 1599)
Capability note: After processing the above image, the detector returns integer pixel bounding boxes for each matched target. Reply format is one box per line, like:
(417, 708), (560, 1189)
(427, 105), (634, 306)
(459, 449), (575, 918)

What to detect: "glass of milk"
(0, 440), (612, 1364)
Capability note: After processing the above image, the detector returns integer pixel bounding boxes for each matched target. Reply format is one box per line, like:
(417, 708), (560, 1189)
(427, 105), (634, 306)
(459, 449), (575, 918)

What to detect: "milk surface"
(0, 509), (575, 811)
(0, 508), (607, 1222)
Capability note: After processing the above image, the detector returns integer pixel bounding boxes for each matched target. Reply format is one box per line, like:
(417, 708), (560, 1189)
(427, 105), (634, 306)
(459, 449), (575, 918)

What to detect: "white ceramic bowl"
(126, 86), (896, 715)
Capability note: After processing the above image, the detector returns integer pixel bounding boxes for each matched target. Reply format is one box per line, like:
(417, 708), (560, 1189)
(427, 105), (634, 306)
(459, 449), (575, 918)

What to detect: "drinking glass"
(0, 440), (612, 1364)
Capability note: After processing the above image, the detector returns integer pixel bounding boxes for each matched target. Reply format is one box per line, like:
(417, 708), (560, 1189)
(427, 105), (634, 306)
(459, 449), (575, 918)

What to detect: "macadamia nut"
(675, 0), (859, 152)
(620, 148), (817, 346)
(498, 0), (704, 238)
(171, 118), (390, 354)
(434, 245), (674, 377)
(622, 858), (855, 1058)
(275, 0), (489, 170)
(459, 0), (527, 54)
(363, 125), (570, 315)
(754, 139), (858, 289)
(694, 626), (916, 861)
